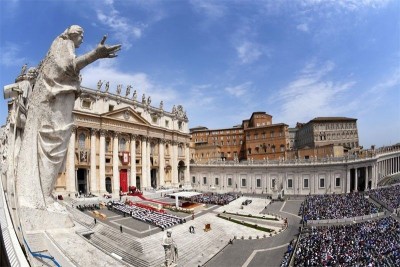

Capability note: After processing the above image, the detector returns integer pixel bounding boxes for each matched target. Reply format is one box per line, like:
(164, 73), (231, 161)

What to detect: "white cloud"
(81, 60), (178, 106)
(0, 43), (27, 67)
(225, 82), (252, 98)
(299, 0), (391, 10)
(296, 23), (309, 32)
(273, 61), (355, 125)
(190, 0), (226, 18)
(96, 9), (144, 49)
(236, 41), (263, 64)
(186, 84), (216, 108)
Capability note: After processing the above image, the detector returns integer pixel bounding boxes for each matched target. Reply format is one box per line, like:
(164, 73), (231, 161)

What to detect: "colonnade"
(376, 155), (400, 181)
(64, 127), (190, 196)
(190, 151), (400, 195)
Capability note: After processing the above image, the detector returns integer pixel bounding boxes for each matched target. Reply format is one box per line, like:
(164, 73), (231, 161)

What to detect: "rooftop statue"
(116, 84), (122, 95)
(132, 89), (137, 100)
(105, 81), (110, 92)
(16, 25), (121, 230)
(97, 79), (103, 91)
(126, 84), (132, 97)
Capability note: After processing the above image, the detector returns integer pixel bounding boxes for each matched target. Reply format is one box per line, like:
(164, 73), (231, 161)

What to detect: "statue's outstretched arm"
(76, 35), (121, 71)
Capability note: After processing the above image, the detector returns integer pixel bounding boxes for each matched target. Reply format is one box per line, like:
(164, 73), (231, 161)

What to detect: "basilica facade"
(54, 84), (191, 196)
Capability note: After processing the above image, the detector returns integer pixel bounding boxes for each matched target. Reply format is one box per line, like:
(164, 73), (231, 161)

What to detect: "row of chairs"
(110, 201), (186, 230)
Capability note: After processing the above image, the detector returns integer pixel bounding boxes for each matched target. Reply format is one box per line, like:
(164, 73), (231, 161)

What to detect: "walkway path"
(205, 199), (303, 267)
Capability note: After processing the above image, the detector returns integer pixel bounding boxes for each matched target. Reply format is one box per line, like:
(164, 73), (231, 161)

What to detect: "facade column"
(371, 164), (376, 189)
(346, 168), (351, 193)
(141, 136), (148, 189)
(147, 139), (151, 188)
(113, 132), (120, 196)
(90, 129), (97, 194)
(184, 143), (190, 186)
(99, 130), (106, 193)
(365, 166), (369, 191)
(354, 167), (358, 192)
(171, 141), (178, 186)
(159, 139), (165, 186)
(130, 134), (137, 187)
(67, 126), (76, 194)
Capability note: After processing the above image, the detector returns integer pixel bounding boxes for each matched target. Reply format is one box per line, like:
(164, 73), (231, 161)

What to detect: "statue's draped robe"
(162, 235), (178, 265)
(17, 35), (79, 209)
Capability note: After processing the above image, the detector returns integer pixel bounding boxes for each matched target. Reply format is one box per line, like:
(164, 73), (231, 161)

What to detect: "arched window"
(105, 177), (112, 193)
(79, 133), (86, 149)
(119, 137), (126, 151)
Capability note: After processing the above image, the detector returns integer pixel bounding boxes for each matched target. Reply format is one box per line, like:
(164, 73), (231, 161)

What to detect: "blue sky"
(0, 0), (399, 148)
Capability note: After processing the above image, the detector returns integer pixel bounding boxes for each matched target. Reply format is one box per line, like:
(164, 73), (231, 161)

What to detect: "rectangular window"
(256, 179), (261, 188)
(303, 178), (309, 188)
(288, 179), (293, 188)
(82, 100), (91, 109)
(165, 120), (169, 128)
(192, 176), (196, 184)
(335, 177), (341, 187)
(241, 178), (246, 187)
(215, 177), (219, 185)
(203, 177), (207, 185)
(228, 178), (232, 186)
(319, 178), (325, 188)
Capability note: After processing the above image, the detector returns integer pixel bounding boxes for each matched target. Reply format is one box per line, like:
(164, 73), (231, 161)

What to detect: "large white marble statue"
(162, 230), (178, 266)
(16, 25), (121, 230)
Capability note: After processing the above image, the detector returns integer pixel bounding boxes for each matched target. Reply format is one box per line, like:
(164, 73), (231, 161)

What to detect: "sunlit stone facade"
(54, 86), (191, 197)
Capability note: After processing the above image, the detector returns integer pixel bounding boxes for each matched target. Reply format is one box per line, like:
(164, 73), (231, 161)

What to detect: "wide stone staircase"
(86, 234), (149, 267)
(93, 223), (143, 253)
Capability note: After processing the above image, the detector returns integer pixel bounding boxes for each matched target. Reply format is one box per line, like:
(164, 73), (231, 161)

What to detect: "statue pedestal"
(19, 203), (74, 231)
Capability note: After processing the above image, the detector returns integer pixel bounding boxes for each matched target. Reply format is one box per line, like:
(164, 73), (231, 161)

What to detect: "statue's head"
(61, 25), (84, 48)
(167, 229), (172, 236)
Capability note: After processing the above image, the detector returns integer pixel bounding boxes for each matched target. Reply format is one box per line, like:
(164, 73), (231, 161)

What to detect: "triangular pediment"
(101, 107), (150, 125)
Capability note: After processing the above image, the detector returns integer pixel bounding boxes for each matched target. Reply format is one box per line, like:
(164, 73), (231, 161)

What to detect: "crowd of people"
(368, 184), (400, 211)
(294, 217), (400, 266)
(110, 201), (185, 230)
(280, 239), (295, 267)
(191, 192), (239, 205)
(75, 203), (100, 211)
(299, 192), (380, 221)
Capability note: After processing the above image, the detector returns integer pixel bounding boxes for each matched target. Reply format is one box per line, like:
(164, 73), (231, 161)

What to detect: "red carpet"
(136, 194), (170, 206)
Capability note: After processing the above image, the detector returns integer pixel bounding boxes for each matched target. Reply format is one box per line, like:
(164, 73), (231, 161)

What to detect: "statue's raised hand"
(95, 35), (122, 59)
(76, 34), (122, 71)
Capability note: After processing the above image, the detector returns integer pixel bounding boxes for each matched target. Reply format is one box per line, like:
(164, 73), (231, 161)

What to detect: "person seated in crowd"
(294, 217), (400, 267)
(300, 192), (380, 220)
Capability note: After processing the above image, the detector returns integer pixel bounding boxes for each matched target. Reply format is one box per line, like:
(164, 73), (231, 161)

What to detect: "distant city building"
(295, 117), (359, 150)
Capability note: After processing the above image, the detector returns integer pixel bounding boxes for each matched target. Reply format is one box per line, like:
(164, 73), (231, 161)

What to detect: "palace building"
(190, 112), (289, 163)
(190, 113), (360, 163)
(295, 117), (359, 150)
